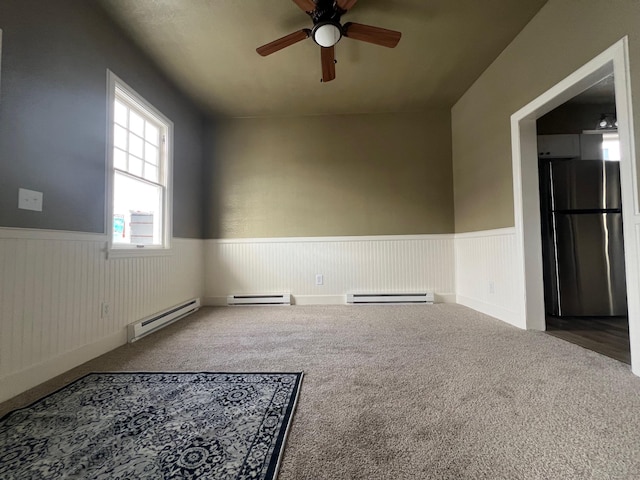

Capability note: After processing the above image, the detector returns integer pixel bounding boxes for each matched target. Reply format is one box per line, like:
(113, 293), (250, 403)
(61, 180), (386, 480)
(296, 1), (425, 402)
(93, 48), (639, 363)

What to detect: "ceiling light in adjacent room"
(597, 113), (617, 130)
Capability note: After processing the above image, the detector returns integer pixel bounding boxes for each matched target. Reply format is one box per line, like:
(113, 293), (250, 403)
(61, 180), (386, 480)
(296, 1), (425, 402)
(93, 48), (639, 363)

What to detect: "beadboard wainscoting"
(204, 235), (456, 305)
(454, 228), (524, 328)
(1, 228), (530, 402)
(0, 229), (204, 402)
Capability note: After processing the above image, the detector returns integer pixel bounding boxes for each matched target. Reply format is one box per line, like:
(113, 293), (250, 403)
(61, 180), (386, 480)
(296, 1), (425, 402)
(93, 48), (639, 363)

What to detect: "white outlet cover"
(315, 274), (324, 286)
(18, 188), (43, 212)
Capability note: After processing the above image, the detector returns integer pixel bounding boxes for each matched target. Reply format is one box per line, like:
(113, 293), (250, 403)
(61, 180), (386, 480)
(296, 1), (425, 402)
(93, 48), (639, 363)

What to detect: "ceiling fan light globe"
(314, 24), (342, 47)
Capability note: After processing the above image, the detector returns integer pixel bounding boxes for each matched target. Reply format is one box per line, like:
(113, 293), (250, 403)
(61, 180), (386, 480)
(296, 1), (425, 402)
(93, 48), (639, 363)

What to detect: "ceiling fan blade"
(336, 0), (358, 11)
(256, 29), (311, 57)
(343, 22), (402, 48)
(321, 46), (336, 83)
(292, 0), (316, 13)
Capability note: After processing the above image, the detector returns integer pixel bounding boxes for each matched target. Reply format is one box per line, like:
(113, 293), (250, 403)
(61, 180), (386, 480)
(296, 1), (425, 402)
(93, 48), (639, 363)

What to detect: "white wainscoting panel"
(204, 235), (455, 305)
(0, 232), (204, 402)
(1, 227), (529, 402)
(454, 228), (525, 328)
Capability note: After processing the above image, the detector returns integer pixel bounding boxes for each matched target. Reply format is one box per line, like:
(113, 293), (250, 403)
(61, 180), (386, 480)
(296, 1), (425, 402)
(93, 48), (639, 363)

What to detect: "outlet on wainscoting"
(315, 274), (324, 286)
(489, 281), (495, 294)
(101, 302), (110, 319)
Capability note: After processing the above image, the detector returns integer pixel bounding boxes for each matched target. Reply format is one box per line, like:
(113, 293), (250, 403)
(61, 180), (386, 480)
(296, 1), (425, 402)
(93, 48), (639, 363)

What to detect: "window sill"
(107, 246), (173, 259)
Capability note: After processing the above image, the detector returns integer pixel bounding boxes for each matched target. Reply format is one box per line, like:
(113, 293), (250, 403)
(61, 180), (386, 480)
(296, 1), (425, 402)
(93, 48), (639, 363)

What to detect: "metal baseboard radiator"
(347, 292), (434, 305)
(227, 293), (291, 306)
(127, 298), (200, 343)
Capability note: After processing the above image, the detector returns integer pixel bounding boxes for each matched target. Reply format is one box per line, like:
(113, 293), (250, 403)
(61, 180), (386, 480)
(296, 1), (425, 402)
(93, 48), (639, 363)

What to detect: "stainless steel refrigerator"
(540, 159), (628, 316)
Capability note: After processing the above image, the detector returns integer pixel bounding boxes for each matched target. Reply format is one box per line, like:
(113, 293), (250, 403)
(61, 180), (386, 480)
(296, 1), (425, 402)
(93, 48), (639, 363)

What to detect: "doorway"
(536, 77), (631, 364)
(511, 37), (640, 374)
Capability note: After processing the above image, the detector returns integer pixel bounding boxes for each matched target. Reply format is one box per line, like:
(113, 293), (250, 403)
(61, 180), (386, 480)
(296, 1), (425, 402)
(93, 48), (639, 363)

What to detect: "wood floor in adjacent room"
(545, 315), (631, 364)
(2, 305), (640, 479)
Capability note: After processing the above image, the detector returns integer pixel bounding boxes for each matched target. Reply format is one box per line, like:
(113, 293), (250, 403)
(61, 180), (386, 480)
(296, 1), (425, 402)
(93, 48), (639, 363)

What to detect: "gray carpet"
(2, 304), (640, 479)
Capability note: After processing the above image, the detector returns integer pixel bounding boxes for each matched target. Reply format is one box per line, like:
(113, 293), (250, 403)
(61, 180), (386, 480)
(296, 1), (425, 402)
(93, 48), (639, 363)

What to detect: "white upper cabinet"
(537, 134), (580, 158)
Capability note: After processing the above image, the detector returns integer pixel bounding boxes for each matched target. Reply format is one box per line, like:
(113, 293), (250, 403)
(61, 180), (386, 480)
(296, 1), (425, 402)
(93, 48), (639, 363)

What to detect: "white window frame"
(106, 70), (173, 258)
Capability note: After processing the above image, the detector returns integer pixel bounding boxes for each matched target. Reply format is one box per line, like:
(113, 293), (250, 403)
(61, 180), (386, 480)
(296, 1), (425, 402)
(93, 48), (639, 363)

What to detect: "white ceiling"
(99, 0), (548, 117)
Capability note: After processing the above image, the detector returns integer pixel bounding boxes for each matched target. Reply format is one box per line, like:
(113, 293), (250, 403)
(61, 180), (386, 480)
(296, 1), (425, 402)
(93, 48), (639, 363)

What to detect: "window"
(602, 132), (621, 161)
(107, 71), (172, 256)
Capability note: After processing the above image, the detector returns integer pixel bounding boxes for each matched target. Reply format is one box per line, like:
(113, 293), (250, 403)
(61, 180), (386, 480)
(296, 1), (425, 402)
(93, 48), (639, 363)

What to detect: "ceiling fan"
(256, 0), (402, 83)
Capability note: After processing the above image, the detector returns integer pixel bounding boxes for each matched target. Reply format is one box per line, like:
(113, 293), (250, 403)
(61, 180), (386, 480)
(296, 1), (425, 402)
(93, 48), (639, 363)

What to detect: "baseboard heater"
(227, 293), (291, 306)
(127, 298), (200, 343)
(347, 292), (434, 305)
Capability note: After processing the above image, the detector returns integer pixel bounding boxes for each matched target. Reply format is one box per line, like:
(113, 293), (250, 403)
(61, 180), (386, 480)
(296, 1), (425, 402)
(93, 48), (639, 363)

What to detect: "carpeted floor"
(2, 304), (640, 479)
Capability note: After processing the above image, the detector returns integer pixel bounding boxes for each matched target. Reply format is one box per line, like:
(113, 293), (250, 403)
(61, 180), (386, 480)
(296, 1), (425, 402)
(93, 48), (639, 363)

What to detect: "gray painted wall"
(0, 0), (206, 238)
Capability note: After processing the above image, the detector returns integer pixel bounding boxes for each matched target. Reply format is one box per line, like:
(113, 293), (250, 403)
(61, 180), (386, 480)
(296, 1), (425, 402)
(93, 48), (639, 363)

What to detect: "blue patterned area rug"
(0, 372), (303, 479)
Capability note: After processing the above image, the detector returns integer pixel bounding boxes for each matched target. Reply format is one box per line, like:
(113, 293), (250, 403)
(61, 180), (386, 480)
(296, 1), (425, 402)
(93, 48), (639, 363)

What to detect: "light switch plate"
(18, 188), (43, 212)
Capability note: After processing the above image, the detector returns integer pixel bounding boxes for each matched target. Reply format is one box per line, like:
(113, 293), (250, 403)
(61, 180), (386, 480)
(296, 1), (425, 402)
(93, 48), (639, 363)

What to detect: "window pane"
(145, 122), (159, 146)
(129, 155), (143, 177)
(145, 142), (158, 165)
(113, 171), (163, 245)
(602, 133), (621, 161)
(114, 125), (128, 150)
(144, 164), (158, 182)
(114, 100), (128, 127)
(129, 133), (144, 158)
(113, 148), (127, 170)
(129, 110), (145, 137)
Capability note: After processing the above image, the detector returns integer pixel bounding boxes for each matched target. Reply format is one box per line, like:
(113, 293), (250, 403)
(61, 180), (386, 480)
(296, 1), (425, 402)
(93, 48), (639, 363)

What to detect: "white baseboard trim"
(0, 330), (127, 403)
(293, 295), (346, 305)
(456, 295), (524, 329)
(435, 294), (457, 304)
(205, 294), (456, 307)
(203, 296), (228, 306)
(204, 295), (348, 306)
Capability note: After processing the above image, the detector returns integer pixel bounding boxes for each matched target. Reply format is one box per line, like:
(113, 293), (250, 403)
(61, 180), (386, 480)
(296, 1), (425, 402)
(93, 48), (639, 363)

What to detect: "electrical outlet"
(101, 302), (110, 319)
(489, 282), (495, 294)
(315, 274), (324, 286)
(18, 188), (43, 212)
